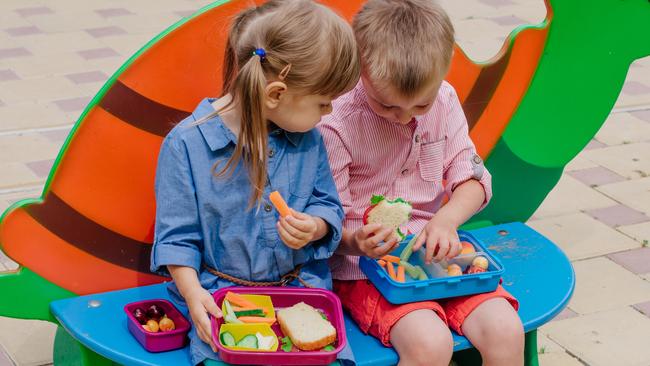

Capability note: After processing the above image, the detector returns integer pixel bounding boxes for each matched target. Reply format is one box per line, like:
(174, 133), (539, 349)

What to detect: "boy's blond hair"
(353, 0), (454, 96)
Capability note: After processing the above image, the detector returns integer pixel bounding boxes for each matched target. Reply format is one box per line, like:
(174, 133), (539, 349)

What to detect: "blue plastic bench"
(50, 222), (574, 366)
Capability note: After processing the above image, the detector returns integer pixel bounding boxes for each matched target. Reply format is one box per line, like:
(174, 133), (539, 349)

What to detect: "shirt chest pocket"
(287, 151), (316, 198)
(418, 139), (445, 182)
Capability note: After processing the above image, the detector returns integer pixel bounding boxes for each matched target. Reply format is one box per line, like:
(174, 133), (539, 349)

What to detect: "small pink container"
(211, 287), (347, 365)
(124, 299), (191, 352)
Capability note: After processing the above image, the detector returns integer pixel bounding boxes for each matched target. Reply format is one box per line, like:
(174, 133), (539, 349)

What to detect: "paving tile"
(608, 247), (650, 274)
(0, 134), (61, 165)
(65, 70), (108, 84)
(586, 204), (649, 228)
(478, 0), (515, 7)
(23, 10), (110, 34)
(531, 174), (618, 218)
(597, 177), (650, 216)
(582, 142), (650, 179)
(595, 111), (650, 145)
(536, 332), (584, 366)
(622, 81), (650, 95)
(0, 163), (41, 189)
(567, 166), (626, 187)
(569, 257), (650, 314)
(542, 307), (650, 366)
(565, 154), (598, 171)
(634, 301), (650, 318)
(25, 159), (55, 179)
(77, 47), (120, 60)
(39, 128), (72, 144)
(0, 77), (88, 105)
(9, 52), (94, 78)
(630, 109), (650, 123)
(85, 25), (127, 38)
(21, 31), (100, 56)
(53, 96), (92, 112)
(175, 10), (195, 18)
(4, 25), (42, 37)
(528, 212), (639, 261)
(0, 248), (19, 272)
(0, 47), (31, 59)
(487, 14), (526, 26)
(584, 139), (607, 150)
(550, 307), (578, 322)
(0, 344), (14, 366)
(0, 70), (19, 82)
(0, 102), (73, 132)
(618, 221), (650, 246)
(0, 317), (55, 366)
(95, 8), (133, 18)
(14, 6), (54, 17)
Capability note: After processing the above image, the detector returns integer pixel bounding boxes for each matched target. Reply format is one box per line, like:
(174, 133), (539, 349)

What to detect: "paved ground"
(0, 0), (649, 365)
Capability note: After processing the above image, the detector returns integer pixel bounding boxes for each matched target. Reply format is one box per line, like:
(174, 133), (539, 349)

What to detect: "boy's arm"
(442, 84), (492, 211)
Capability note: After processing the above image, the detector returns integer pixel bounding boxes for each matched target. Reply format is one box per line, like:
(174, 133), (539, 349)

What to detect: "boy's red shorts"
(333, 279), (519, 347)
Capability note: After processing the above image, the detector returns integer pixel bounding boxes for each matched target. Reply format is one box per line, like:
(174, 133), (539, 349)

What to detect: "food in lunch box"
(467, 256), (489, 274)
(159, 316), (176, 331)
(277, 302), (337, 351)
(133, 305), (176, 333)
(363, 195), (412, 241)
(133, 307), (147, 324)
(223, 292), (276, 325)
(447, 264), (463, 277)
(145, 304), (165, 321)
(219, 331), (276, 351)
(460, 241), (476, 255)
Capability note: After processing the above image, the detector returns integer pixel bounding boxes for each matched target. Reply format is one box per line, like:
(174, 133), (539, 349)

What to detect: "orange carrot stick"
(381, 255), (401, 264)
(377, 259), (386, 269)
(396, 265), (405, 282)
(386, 261), (397, 281)
(270, 191), (292, 217)
(237, 316), (277, 324)
(225, 292), (258, 309)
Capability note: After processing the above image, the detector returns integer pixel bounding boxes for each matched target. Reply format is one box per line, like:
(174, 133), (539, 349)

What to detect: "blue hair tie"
(253, 48), (266, 61)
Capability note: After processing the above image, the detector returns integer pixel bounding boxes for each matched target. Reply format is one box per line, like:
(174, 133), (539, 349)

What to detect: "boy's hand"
(412, 215), (462, 264)
(185, 287), (222, 352)
(351, 223), (400, 258)
(277, 211), (325, 249)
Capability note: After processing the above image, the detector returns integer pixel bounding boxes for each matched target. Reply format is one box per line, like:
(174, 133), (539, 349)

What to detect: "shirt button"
(415, 134), (421, 143)
(401, 169), (409, 175)
(269, 149), (275, 158)
(472, 155), (482, 164)
(264, 203), (272, 212)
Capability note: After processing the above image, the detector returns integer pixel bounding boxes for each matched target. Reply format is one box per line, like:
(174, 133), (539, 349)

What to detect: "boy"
(318, 1), (524, 365)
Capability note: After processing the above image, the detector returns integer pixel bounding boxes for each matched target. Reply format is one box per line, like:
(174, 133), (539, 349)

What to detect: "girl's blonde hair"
(353, 0), (454, 96)
(203, 0), (359, 208)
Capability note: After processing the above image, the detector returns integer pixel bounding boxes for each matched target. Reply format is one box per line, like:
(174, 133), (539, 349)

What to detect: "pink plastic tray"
(124, 299), (191, 352)
(211, 287), (346, 365)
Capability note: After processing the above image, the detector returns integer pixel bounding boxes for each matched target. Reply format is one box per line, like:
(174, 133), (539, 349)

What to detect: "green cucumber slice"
(220, 332), (236, 347)
(236, 334), (259, 349)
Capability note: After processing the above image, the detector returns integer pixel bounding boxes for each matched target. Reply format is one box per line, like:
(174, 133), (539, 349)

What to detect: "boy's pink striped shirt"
(318, 80), (492, 280)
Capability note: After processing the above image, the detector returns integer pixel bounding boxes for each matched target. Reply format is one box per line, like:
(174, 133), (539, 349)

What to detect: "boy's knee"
(400, 330), (453, 366)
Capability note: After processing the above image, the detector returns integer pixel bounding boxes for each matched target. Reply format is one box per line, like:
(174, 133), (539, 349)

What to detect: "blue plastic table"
(50, 222), (574, 366)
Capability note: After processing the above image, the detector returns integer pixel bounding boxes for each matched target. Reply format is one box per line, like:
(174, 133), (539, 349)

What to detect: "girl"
(150, 1), (360, 364)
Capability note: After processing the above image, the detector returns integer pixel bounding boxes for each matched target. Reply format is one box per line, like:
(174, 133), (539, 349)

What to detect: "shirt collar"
(193, 97), (302, 151)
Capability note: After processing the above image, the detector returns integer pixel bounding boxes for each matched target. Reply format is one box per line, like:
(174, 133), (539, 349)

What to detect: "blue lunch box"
(359, 231), (504, 304)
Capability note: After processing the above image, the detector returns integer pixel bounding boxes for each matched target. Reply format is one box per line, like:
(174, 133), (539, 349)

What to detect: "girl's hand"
(350, 223), (400, 258)
(412, 215), (462, 264)
(277, 211), (325, 249)
(185, 287), (222, 352)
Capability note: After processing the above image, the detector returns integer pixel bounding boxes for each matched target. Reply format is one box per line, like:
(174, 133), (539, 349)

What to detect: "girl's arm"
(168, 266), (221, 352)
